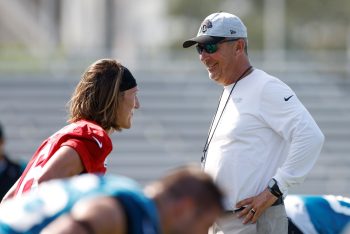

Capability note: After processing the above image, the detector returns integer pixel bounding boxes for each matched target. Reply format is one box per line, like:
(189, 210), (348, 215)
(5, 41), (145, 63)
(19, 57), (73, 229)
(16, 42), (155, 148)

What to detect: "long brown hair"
(67, 59), (124, 132)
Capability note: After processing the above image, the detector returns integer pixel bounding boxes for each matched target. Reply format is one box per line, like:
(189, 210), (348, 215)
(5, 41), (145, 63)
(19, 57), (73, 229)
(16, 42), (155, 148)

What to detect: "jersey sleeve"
(259, 80), (324, 195)
(62, 137), (107, 174)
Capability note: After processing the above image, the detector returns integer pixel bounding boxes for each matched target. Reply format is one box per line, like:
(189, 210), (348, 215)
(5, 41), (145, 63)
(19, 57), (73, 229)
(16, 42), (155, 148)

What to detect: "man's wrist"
(267, 178), (283, 198)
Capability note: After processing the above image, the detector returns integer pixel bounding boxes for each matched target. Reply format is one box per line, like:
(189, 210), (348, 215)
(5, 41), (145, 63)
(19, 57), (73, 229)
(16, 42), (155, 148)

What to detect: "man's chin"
(125, 122), (132, 129)
(119, 122), (131, 129)
(208, 73), (219, 82)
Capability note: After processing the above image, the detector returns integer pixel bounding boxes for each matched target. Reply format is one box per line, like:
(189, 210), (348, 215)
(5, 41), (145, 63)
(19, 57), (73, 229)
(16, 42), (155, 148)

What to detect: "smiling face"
(199, 39), (245, 86)
(116, 86), (140, 129)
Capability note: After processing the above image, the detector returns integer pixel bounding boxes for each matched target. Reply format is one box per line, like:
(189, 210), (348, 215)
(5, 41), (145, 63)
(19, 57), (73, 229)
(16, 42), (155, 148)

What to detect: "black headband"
(119, 66), (137, 92)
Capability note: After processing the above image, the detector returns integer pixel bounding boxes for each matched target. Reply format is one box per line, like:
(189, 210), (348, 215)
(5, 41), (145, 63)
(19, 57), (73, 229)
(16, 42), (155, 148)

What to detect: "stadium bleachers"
(1, 62), (349, 196)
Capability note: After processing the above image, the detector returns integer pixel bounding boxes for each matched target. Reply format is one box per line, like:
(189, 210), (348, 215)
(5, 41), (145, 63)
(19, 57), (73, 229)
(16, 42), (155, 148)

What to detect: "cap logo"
(201, 19), (212, 33)
(230, 30), (236, 34)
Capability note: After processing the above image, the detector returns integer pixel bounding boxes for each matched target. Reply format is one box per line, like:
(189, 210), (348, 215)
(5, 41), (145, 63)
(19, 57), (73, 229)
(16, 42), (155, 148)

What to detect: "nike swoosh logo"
(284, 95), (294, 101)
(92, 136), (103, 148)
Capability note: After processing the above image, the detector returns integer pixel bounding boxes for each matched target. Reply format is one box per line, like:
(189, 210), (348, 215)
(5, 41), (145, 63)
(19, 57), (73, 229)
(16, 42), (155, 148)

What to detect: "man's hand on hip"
(235, 188), (278, 224)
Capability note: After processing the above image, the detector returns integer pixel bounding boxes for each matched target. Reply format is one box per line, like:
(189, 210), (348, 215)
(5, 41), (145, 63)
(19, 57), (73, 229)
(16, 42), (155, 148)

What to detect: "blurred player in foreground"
(2, 59), (140, 202)
(0, 165), (224, 234)
(286, 194), (350, 234)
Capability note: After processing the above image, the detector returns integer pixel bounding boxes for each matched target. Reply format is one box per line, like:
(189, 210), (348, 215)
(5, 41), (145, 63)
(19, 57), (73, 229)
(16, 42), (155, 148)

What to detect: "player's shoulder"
(72, 119), (105, 134)
(0, 174), (143, 234)
(58, 120), (110, 142)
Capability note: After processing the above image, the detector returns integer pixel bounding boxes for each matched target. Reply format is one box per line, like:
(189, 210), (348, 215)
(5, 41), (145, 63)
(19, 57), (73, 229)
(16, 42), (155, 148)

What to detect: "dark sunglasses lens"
(205, 44), (218, 53)
(196, 44), (218, 54)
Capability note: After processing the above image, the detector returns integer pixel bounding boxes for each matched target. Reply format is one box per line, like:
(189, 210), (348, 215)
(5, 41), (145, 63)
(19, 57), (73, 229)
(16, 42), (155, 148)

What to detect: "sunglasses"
(195, 38), (240, 55)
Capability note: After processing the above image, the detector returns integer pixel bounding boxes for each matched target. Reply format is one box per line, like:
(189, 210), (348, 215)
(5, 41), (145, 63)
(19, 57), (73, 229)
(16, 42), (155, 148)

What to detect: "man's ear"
(235, 39), (245, 55)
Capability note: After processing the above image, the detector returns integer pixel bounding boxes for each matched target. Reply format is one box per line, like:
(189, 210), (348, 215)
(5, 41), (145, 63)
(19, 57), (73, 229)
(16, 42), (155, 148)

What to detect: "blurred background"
(0, 0), (349, 195)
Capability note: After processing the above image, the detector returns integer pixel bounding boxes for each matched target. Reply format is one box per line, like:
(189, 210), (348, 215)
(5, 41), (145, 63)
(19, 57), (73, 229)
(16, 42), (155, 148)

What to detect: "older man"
(183, 12), (324, 233)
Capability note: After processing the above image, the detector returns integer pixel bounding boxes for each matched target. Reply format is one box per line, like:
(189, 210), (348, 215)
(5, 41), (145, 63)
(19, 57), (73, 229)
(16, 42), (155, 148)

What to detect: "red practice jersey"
(14, 119), (112, 197)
